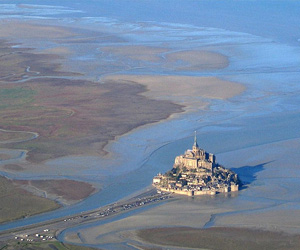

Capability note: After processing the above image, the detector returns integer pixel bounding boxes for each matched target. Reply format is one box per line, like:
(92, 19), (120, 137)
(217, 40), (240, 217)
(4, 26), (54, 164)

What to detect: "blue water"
(1, 0), (300, 46)
(1, 0), (300, 236)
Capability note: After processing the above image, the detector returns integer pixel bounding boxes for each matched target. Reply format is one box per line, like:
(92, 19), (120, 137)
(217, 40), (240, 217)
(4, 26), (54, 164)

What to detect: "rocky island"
(153, 133), (239, 196)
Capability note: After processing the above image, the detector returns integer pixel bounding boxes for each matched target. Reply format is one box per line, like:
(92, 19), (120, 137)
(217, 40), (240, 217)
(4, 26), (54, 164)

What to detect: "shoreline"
(0, 188), (173, 241)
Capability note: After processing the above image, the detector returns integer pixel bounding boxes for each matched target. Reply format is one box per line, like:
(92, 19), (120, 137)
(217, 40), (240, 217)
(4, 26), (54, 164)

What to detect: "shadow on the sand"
(231, 162), (272, 190)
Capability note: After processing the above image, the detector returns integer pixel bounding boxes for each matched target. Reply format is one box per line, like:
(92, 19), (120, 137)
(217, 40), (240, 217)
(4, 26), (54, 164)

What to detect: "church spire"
(193, 131), (198, 148)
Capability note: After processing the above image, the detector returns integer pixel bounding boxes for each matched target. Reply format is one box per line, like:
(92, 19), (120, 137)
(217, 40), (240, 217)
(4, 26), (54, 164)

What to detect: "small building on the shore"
(152, 174), (162, 184)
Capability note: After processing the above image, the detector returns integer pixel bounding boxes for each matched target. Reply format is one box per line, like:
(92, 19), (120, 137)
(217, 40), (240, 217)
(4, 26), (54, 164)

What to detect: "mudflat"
(101, 46), (168, 62)
(103, 75), (245, 111)
(137, 227), (300, 250)
(100, 46), (228, 71)
(165, 50), (229, 71)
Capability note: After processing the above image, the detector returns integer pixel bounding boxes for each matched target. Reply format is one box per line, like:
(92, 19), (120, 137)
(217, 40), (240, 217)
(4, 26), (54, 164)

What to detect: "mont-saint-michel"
(1, 1), (300, 250)
(153, 133), (239, 196)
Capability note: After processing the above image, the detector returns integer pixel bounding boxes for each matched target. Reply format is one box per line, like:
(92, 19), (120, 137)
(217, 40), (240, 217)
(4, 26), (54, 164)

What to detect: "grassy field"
(0, 176), (60, 224)
(0, 87), (35, 109)
(13, 179), (96, 202)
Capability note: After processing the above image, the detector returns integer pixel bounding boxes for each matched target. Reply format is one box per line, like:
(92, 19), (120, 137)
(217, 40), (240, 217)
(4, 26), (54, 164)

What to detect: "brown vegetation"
(0, 41), (183, 162)
(0, 41), (76, 83)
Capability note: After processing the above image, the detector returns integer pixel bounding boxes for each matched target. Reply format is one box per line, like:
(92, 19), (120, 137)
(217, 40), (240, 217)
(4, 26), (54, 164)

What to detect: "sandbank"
(100, 46), (228, 72)
(137, 227), (300, 250)
(166, 50), (229, 71)
(103, 75), (245, 111)
(0, 20), (75, 40)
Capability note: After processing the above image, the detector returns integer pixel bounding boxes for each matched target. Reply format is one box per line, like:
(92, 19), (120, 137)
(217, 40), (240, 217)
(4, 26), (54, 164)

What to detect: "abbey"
(153, 132), (239, 196)
(175, 134), (216, 171)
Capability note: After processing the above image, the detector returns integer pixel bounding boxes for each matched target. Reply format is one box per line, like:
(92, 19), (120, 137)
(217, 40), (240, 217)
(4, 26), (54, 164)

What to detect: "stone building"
(153, 132), (239, 196)
(174, 132), (216, 171)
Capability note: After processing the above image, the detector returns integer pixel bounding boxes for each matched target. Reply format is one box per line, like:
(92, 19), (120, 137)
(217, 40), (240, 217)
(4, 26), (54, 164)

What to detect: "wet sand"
(166, 50), (229, 71)
(100, 46), (228, 71)
(137, 227), (300, 250)
(103, 75), (245, 111)
(100, 46), (168, 62)
(0, 20), (75, 40)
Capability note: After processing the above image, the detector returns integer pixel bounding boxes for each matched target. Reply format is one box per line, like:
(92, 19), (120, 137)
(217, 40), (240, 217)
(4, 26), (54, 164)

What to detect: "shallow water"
(1, 0), (300, 45)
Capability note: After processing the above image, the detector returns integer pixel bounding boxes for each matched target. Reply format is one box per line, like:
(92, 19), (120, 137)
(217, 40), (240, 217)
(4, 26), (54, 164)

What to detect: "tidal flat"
(0, 1), (300, 250)
(60, 136), (300, 249)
